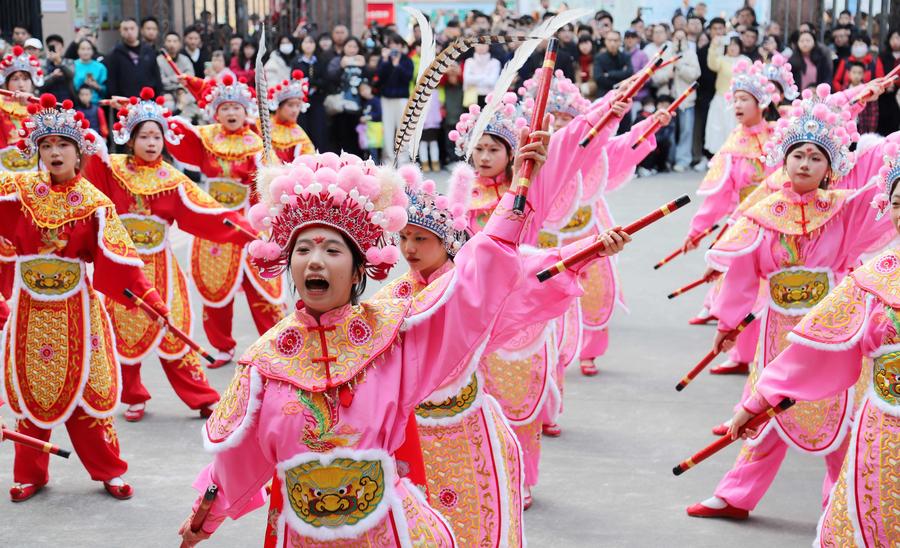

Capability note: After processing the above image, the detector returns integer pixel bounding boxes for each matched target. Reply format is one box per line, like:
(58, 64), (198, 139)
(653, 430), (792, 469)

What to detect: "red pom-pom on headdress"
(39, 93), (57, 109)
(140, 87), (155, 100)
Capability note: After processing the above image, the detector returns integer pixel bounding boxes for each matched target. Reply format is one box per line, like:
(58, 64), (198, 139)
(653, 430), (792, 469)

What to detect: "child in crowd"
(637, 94), (673, 176)
(74, 84), (108, 138)
(848, 61), (879, 133)
(358, 80), (383, 162)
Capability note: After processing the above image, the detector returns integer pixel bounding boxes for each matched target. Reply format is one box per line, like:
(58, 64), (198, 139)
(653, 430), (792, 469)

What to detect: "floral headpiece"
(870, 135), (900, 219)
(448, 92), (527, 157)
(763, 54), (798, 101)
(267, 69), (310, 112)
(247, 152), (409, 280)
(763, 84), (859, 176)
(198, 73), (258, 121)
(726, 59), (779, 108)
(518, 69), (590, 120)
(400, 164), (473, 257)
(0, 45), (43, 88)
(18, 94), (98, 157)
(112, 87), (183, 145)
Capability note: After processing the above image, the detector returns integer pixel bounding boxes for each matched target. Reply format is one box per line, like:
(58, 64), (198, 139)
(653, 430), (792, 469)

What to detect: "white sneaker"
(673, 164), (687, 173)
(637, 167), (652, 178)
(693, 159), (708, 172)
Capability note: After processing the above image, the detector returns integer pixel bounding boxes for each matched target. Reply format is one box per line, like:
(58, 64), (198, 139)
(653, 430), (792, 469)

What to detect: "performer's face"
(732, 91), (761, 127)
(552, 112), (574, 131)
(290, 226), (360, 318)
(398, 226), (448, 280)
(131, 121), (164, 163)
(277, 99), (303, 124)
(785, 142), (830, 194)
(472, 135), (509, 179)
(5, 71), (33, 93)
(216, 103), (247, 132)
(39, 136), (79, 181)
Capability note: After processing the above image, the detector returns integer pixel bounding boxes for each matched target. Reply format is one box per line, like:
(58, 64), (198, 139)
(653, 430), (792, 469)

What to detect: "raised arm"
(166, 118), (208, 171)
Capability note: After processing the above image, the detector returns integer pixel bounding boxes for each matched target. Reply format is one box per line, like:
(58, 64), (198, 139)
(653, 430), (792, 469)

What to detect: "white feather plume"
(404, 7), (436, 162)
(465, 8), (592, 160)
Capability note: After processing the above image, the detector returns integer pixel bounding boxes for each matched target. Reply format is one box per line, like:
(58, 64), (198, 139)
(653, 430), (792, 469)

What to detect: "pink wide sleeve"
(190, 389), (273, 533)
(744, 309), (888, 414)
(835, 180), (894, 262)
(399, 192), (525, 410)
(838, 135), (887, 190)
(603, 116), (658, 193)
(688, 157), (739, 238)
(487, 237), (600, 350)
(709, 243), (764, 331)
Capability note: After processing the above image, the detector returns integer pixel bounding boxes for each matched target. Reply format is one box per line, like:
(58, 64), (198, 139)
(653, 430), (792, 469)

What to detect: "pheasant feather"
(392, 34), (529, 166)
(255, 26), (272, 164)
(403, 7), (436, 163)
(465, 8), (592, 160)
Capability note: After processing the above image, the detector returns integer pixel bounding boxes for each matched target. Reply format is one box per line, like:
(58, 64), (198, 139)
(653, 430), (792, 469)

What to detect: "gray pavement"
(0, 169), (823, 547)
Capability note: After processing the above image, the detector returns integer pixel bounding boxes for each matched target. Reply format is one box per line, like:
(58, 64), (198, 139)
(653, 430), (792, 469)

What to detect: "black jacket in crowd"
(593, 50), (633, 96)
(105, 41), (163, 98)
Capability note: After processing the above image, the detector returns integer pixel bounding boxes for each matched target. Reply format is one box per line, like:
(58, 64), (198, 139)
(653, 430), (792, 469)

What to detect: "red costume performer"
(82, 88), (257, 421)
(168, 74), (286, 367)
(0, 94), (167, 501)
(265, 69), (315, 163)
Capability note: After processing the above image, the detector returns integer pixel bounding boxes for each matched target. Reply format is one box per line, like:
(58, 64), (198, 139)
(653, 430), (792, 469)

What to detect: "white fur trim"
(400, 269), (459, 332)
(96, 207), (144, 267)
(8, 280), (92, 429)
(696, 153), (731, 196)
(156, 250), (193, 361)
(91, 130), (110, 166)
(421, 329), (490, 404)
(176, 183), (229, 215)
(765, 267), (835, 317)
(202, 366), (263, 452)
(786, 294), (873, 351)
(865, 385), (900, 417)
(495, 322), (553, 361)
(79, 294), (123, 419)
(541, 171), (583, 233)
(415, 372), (486, 427)
(558, 300), (584, 370)
(856, 133), (883, 155)
(483, 395), (524, 548)
(503, 341), (554, 426)
(14, 254), (86, 301)
(398, 477), (459, 547)
(769, 389), (854, 456)
(187, 236), (245, 308)
(276, 448), (397, 541)
(705, 222), (764, 267)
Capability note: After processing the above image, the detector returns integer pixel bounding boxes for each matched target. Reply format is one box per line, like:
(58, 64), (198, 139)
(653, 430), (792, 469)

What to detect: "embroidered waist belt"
(206, 178), (248, 211)
(0, 145), (38, 172)
(769, 269), (831, 312)
(738, 183), (759, 203)
(120, 214), (168, 253)
(873, 350), (900, 408)
(19, 256), (84, 297)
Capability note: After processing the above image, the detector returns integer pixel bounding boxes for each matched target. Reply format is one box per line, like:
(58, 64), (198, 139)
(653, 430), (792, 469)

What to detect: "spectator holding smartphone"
(376, 33), (414, 164)
(41, 35), (76, 103)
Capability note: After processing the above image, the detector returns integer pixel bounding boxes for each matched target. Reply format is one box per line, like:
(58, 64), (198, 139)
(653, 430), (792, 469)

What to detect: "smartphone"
(49, 44), (57, 53)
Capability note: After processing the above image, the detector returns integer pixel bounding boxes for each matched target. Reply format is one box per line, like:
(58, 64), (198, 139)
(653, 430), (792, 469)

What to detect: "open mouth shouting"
(304, 274), (330, 295)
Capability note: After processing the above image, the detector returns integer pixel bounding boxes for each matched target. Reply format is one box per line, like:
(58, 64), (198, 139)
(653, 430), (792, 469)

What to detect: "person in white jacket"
(462, 42), (500, 107)
(651, 28), (701, 171)
(264, 35), (295, 85)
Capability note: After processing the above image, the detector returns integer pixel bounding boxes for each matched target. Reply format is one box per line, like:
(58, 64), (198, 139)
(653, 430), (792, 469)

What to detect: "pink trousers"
(580, 328), (609, 361)
(714, 430), (849, 511)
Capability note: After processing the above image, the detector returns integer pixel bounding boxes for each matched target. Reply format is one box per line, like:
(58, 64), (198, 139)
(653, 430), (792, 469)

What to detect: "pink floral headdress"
(448, 92), (527, 157)
(726, 59), (779, 108)
(399, 163), (473, 256)
(247, 152), (409, 280)
(870, 135), (900, 219)
(763, 84), (859, 176)
(518, 69), (590, 120)
(763, 54), (798, 101)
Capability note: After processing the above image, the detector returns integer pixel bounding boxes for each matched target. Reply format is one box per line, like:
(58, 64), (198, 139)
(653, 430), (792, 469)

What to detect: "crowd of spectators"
(1, 3), (897, 174)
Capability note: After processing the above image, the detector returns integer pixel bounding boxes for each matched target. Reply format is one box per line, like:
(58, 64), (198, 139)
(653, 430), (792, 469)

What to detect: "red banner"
(366, 2), (395, 25)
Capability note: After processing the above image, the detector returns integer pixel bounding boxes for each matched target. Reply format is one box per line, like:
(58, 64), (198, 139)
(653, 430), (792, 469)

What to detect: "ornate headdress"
(267, 69), (310, 112)
(518, 69), (590, 120)
(112, 87), (183, 145)
(870, 135), (900, 219)
(17, 94), (98, 157)
(0, 45), (43, 88)
(448, 92), (527, 157)
(198, 73), (258, 121)
(763, 84), (860, 176)
(726, 59), (779, 108)
(247, 152), (409, 280)
(762, 54), (798, 101)
(399, 164), (472, 256)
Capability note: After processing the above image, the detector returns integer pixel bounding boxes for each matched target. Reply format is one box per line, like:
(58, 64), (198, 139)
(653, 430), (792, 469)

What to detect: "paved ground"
(0, 169), (827, 547)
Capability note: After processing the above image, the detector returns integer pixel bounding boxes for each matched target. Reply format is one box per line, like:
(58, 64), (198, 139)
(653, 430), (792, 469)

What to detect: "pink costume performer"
(447, 90), (629, 501)
(689, 84), (892, 519)
(186, 148), (593, 545)
(740, 139), (900, 546)
(684, 59), (793, 372)
(524, 73), (660, 381)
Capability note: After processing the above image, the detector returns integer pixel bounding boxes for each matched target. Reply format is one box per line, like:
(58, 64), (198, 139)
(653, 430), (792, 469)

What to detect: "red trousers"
(14, 407), (127, 485)
(120, 352), (220, 409)
(202, 277), (285, 352)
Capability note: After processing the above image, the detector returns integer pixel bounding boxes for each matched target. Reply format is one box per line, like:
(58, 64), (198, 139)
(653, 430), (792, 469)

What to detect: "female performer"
(170, 74), (286, 368)
(265, 69), (315, 163)
(0, 94), (166, 501)
(82, 87), (257, 422)
(687, 81), (892, 520)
